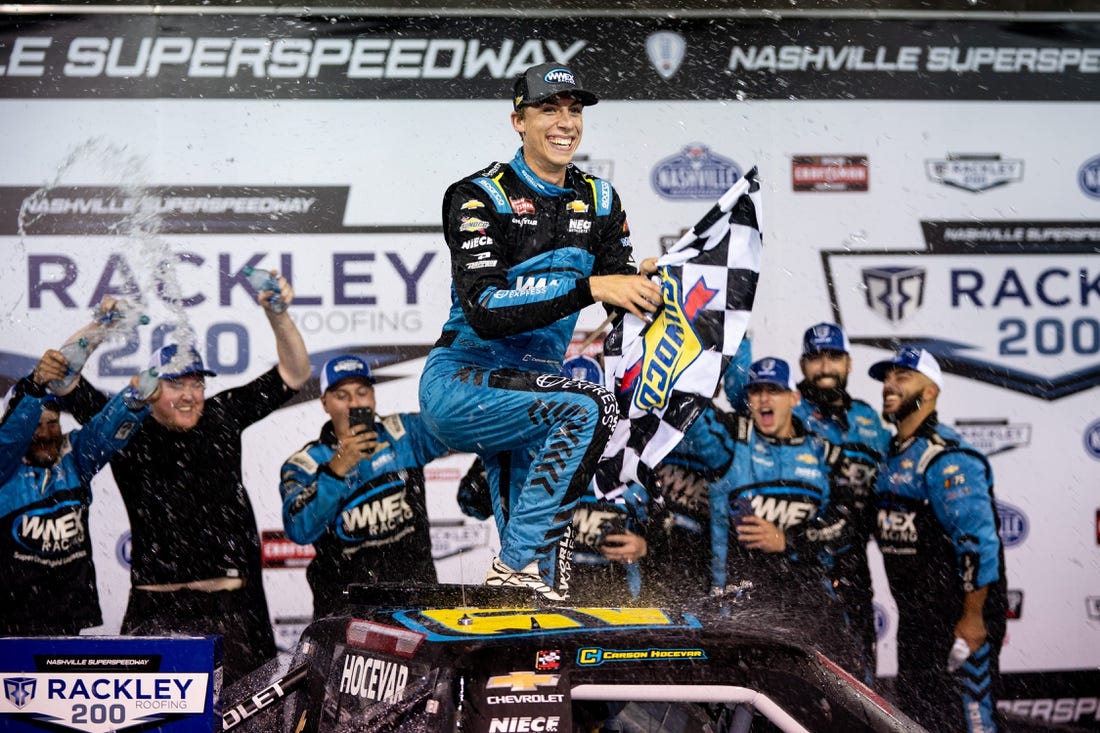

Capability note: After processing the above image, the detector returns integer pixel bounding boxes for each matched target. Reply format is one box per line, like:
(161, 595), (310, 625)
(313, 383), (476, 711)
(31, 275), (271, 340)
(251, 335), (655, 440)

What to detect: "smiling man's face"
(511, 94), (584, 185)
(151, 374), (206, 431)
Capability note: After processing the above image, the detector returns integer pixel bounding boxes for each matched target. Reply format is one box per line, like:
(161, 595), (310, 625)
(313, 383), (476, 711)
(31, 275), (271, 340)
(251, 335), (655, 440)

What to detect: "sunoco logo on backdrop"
(821, 220), (1100, 399)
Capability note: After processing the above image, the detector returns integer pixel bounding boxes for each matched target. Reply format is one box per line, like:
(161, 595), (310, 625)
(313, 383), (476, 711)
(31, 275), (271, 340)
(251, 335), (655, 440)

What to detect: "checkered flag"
(594, 167), (762, 500)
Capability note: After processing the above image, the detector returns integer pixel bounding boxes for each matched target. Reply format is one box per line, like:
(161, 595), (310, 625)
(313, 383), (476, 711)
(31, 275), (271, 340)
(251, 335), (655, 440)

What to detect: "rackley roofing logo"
(821, 220), (1100, 400)
(925, 153), (1024, 193)
(953, 420), (1032, 457)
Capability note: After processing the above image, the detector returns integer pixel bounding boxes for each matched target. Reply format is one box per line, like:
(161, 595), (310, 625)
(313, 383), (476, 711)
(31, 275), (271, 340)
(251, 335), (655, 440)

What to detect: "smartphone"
(599, 517), (627, 547)
(731, 495), (754, 526)
(348, 406), (374, 430)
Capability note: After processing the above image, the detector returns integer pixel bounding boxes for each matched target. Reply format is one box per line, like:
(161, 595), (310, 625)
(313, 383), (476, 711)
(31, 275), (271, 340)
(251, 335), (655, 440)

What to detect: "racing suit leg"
(421, 361), (617, 594)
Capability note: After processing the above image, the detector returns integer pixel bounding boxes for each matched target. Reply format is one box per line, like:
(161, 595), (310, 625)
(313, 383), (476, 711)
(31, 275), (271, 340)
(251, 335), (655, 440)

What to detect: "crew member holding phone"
(279, 354), (450, 618)
(706, 358), (862, 672)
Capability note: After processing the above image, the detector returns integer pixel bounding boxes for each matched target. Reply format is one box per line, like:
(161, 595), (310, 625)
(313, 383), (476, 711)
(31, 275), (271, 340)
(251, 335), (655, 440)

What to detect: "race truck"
(222, 584), (926, 733)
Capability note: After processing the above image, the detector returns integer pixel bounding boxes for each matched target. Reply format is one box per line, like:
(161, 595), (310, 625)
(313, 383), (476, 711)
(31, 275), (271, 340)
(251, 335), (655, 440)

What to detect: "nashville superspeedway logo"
(821, 220), (1100, 400)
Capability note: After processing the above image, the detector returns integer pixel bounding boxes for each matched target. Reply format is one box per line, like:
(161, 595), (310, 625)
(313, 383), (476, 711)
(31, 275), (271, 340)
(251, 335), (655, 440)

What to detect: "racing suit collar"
(320, 420), (338, 447)
(891, 411), (939, 454)
(509, 147), (573, 198)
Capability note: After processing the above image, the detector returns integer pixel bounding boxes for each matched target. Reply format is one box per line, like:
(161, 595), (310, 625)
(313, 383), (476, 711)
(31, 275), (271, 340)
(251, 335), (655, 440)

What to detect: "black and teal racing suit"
(419, 149), (637, 596)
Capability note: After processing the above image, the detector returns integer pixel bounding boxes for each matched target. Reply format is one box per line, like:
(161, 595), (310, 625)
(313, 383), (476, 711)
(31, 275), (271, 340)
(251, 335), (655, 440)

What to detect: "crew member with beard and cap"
(794, 322), (891, 681)
(419, 62), (659, 601)
(869, 346), (1006, 733)
(0, 349), (156, 635)
(706, 358), (860, 671)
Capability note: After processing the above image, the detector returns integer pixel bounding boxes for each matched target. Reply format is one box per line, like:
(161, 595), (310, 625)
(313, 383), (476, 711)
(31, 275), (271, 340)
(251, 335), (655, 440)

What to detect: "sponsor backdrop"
(2, 10), (1099, 727)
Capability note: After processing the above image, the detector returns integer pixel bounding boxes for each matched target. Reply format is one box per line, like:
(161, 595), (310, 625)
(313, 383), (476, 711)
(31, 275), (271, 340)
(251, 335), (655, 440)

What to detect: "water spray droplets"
(21, 137), (198, 360)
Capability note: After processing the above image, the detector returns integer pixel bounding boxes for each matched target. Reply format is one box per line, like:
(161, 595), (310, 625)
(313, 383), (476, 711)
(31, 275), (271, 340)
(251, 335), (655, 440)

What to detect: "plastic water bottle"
(122, 368), (160, 410)
(93, 300), (151, 333)
(242, 266), (287, 314)
(50, 337), (93, 392)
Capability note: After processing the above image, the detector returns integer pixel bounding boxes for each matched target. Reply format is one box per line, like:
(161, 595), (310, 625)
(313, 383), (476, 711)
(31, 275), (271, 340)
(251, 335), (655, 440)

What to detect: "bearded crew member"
(793, 322), (891, 681)
(869, 346), (1007, 733)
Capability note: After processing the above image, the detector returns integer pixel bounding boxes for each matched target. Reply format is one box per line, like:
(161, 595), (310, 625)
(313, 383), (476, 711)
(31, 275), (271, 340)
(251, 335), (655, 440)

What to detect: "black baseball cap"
(513, 62), (599, 110)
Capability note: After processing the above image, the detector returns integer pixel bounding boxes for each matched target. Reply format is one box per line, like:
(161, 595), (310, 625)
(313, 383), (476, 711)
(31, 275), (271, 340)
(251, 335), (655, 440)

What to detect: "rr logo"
(862, 266), (925, 323)
(3, 677), (36, 709)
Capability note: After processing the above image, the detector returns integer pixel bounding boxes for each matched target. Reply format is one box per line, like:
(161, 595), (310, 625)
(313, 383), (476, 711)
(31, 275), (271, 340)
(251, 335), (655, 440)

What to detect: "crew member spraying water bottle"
(60, 268), (311, 686)
(51, 298), (150, 392)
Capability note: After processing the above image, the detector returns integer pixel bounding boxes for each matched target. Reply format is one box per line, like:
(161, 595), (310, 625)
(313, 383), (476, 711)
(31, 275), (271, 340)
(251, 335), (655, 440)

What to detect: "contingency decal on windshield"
(469, 670), (571, 733)
(576, 647), (708, 666)
(390, 607), (701, 641)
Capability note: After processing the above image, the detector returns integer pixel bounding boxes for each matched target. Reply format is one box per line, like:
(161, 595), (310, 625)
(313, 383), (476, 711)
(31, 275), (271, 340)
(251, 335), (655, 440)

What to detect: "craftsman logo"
(926, 153), (1023, 192)
(651, 144), (741, 200)
(509, 197), (535, 215)
(792, 155), (869, 192)
(821, 221), (1100, 399)
(3, 677), (35, 709)
(646, 31), (686, 79)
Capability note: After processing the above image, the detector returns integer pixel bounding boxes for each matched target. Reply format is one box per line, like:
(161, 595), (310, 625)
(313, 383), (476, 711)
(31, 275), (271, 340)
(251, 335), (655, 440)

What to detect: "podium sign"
(0, 636), (221, 733)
